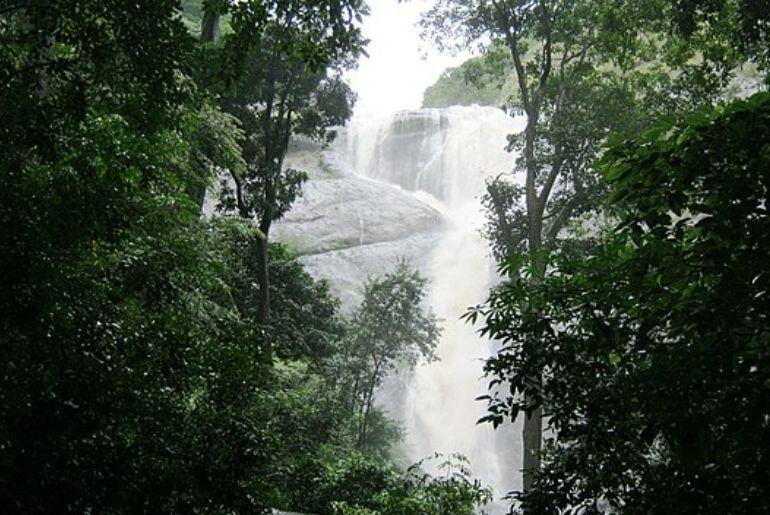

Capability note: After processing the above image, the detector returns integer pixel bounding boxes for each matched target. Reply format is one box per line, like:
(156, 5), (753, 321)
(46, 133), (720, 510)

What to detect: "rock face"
(273, 139), (446, 309)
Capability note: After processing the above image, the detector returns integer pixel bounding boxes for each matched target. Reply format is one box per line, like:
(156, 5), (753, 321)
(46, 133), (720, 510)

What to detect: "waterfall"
(332, 106), (526, 509)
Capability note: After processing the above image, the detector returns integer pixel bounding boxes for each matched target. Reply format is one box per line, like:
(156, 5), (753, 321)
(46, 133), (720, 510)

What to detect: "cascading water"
(332, 106), (526, 509)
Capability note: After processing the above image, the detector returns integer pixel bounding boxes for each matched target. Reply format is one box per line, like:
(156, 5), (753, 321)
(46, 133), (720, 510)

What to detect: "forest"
(0, 0), (768, 514)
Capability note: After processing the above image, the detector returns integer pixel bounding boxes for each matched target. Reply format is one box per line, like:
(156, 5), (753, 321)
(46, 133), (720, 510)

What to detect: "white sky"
(347, 0), (472, 116)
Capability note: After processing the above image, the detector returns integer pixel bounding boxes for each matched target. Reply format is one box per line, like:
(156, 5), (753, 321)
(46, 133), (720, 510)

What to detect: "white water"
(333, 106), (526, 509)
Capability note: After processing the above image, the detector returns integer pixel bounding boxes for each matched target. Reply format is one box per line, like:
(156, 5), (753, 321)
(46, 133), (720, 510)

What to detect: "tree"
(344, 263), (441, 451)
(671, 0), (770, 70)
(422, 0), (767, 493)
(216, 1), (365, 323)
(214, 218), (345, 363)
(1, 1), (195, 159)
(421, 0), (678, 490)
(469, 91), (770, 513)
(319, 453), (492, 515)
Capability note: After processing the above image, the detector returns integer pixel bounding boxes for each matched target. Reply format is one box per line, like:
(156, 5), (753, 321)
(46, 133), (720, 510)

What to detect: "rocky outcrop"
(273, 140), (446, 309)
(273, 174), (444, 257)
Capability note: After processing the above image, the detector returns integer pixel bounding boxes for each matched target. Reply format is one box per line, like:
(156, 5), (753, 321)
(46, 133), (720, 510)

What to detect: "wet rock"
(274, 142), (446, 309)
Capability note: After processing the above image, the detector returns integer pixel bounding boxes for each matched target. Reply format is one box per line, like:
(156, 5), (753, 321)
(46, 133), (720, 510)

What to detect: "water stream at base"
(332, 106), (526, 511)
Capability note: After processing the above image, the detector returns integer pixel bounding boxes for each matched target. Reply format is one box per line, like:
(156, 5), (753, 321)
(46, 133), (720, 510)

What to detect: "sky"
(346, 0), (472, 116)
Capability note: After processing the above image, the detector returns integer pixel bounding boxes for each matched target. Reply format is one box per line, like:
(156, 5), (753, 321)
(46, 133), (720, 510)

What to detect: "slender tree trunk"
(197, 179), (209, 213)
(358, 359), (380, 450)
(521, 264), (545, 491)
(522, 387), (543, 491)
(350, 371), (362, 418)
(356, 386), (366, 445)
(31, 9), (56, 99)
(196, 7), (221, 213)
(522, 110), (545, 494)
(256, 219), (271, 324)
(201, 11), (220, 43)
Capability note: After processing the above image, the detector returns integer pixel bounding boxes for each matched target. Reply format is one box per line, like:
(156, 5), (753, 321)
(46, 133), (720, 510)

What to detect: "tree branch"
(544, 145), (591, 244)
(534, 0), (553, 107)
(538, 157), (563, 209)
(493, 0), (531, 114)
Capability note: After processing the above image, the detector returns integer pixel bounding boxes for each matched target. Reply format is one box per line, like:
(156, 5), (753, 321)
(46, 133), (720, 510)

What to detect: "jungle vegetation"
(0, 1), (488, 513)
(1, 0), (769, 514)
(419, 0), (770, 512)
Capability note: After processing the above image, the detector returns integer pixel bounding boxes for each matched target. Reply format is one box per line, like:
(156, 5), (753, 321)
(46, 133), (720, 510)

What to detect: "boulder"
(274, 142), (446, 309)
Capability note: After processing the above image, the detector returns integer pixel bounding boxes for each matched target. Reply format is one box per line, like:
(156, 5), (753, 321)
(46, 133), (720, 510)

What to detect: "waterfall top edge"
(351, 104), (511, 120)
(346, 106), (527, 136)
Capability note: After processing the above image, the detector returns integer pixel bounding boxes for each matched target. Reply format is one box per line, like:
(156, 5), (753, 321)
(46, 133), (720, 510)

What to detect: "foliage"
(469, 92), (770, 513)
(212, 0), (366, 324)
(0, 100), (340, 512)
(0, 0), (195, 152)
(422, 52), (513, 108)
(305, 453), (492, 515)
(215, 0), (368, 88)
(184, 103), (247, 204)
(424, 0), (768, 493)
(343, 263), (441, 451)
(672, 0), (770, 70)
(0, 105), (258, 510)
(213, 217), (345, 362)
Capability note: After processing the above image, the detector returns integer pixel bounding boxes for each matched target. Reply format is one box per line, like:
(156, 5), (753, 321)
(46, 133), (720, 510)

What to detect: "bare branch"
(492, 0), (531, 114)
(534, 0), (553, 106)
(538, 157), (562, 208)
(544, 145), (592, 244)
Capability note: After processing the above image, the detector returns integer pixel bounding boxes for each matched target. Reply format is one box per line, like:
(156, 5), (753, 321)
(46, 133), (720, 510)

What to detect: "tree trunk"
(358, 360), (380, 450)
(500, 14), (549, 498)
(522, 112), (545, 495)
(350, 371), (362, 419)
(197, 181), (208, 213)
(196, 7), (221, 213)
(31, 9), (57, 99)
(256, 221), (270, 325)
(522, 385), (543, 491)
(201, 12), (220, 43)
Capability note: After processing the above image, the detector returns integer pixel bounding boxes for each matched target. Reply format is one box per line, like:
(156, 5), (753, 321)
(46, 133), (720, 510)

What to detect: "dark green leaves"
(473, 92), (770, 513)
